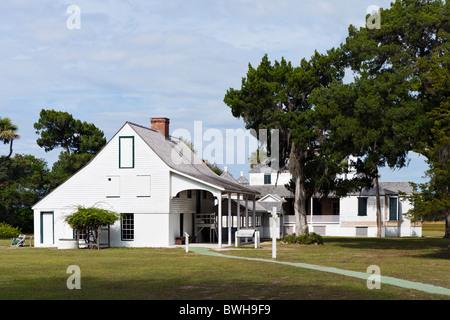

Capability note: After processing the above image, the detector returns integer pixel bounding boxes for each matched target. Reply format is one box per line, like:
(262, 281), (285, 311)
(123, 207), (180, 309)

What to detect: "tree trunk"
(374, 173), (382, 237)
(290, 143), (309, 235)
(6, 140), (13, 159)
(444, 211), (450, 239)
(294, 169), (309, 235)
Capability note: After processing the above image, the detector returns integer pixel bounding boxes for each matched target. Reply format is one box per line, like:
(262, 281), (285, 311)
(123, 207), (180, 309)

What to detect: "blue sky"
(0, 0), (429, 183)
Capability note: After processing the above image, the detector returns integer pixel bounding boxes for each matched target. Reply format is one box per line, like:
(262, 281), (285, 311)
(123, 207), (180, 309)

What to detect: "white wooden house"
(32, 118), (259, 248)
(236, 163), (422, 238)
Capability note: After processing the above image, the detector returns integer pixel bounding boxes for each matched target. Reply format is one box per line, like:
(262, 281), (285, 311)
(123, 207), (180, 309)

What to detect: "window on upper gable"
(119, 136), (134, 168)
(264, 174), (271, 185)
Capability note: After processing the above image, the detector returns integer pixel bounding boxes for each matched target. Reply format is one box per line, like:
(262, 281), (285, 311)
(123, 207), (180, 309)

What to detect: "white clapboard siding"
(33, 123), (171, 246)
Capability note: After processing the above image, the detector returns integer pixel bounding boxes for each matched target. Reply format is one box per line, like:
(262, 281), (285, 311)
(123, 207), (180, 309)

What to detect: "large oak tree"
(224, 51), (370, 235)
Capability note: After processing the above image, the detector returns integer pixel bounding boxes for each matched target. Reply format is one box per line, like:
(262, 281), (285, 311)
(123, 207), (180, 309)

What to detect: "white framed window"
(106, 176), (120, 198)
(136, 175), (151, 197)
(119, 136), (134, 168)
(121, 213), (134, 241)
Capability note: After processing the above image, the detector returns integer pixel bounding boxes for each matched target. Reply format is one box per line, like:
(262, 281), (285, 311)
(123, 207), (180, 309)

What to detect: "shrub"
(308, 232), (324, 245)
(0, 222), (22, 239)
(282, 233), (297, 244)
(282, 232), (324, 245)
(65, 205), (121, 230)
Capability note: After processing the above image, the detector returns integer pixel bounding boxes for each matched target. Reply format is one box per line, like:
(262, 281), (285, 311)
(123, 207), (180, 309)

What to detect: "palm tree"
(0, 117), (20, 159)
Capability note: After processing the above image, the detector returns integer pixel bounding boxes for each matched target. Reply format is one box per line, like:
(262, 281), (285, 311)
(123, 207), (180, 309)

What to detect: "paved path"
(189, 246), (450, 297)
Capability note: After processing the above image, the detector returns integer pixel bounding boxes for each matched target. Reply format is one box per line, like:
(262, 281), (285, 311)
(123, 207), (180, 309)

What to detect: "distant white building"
(230, 162), (422, 238)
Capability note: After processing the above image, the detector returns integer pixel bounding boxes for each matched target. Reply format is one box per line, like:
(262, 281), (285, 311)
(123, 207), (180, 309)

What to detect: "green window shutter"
(358, 198), (367, 216)
(389, 198), (398, 221)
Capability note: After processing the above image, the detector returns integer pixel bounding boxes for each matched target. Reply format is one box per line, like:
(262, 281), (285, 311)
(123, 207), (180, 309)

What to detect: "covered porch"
(170, 170), (260, 247)
(283, 197), (340, 235)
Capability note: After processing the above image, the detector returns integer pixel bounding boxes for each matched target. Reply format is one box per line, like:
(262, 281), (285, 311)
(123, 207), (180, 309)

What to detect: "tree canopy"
(0, 117), (20, 159)
(311, 0), (449, 236)
(0, 154), (51, 232)
(34, 109), (106, 156)
(224, 50), (369, 235)
(34, 109), (107, 187)
(225, 0), (449, 237)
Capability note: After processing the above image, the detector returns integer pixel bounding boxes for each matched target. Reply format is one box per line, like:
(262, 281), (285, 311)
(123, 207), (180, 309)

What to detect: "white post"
(245, 195), (249, 228)
(237, 193), (241, 231)
(218, 194), (222, 248)
(252, 196), (256, 228)
(245, 195), (249, 243)
(272, 207), (278, 259)
(254, 231), (260, 249)
(185, 232), (189, 253)
(228, 192), (232, 247)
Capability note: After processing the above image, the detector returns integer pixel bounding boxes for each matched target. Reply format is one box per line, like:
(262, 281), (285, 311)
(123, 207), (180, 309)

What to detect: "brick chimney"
(150, 118), (170, 138)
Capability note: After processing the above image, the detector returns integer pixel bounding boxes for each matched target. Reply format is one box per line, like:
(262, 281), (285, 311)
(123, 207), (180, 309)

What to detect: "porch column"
(217, 192), (222, 248)
(253, 195), (256, 229)
(237, 193), (241, 230)
(310, 197), (314, 232)
(228, 192), (232, 246)
(245, 194), (249, 243)
(245, 195), (249, 228)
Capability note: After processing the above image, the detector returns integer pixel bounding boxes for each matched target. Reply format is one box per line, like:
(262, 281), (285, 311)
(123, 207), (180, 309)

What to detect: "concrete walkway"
(189, 246), (450, 297)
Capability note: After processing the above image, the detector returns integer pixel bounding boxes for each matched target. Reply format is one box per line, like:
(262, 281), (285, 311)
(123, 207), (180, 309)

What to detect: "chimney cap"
(150, 117), (170, 122)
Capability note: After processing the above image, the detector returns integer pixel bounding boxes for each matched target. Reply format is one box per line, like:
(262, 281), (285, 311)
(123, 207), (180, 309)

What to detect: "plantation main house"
(33, 117), (421, 248)
(231, 163), (422, 238)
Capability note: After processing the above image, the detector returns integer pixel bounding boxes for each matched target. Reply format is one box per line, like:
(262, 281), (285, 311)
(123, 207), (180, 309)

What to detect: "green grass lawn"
(0, 222), (448, 300)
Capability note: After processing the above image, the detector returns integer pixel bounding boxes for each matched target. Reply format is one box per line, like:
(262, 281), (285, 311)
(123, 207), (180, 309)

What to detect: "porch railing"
(284, 215), (340, 224)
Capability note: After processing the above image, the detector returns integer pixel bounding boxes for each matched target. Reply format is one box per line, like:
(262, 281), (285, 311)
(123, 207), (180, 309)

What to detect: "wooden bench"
(235, 229), (260, 248)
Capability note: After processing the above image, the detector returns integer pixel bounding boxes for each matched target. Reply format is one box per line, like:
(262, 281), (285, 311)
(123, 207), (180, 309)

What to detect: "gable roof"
(348, 181), (414, 197)
(128, 122), (258, 195)
(236, 174), (249, 185)
(259, 193), (285, 202)
(249, 163), (289, 173)
(220, 170), (237, 183)
(250, 185), (294, 199)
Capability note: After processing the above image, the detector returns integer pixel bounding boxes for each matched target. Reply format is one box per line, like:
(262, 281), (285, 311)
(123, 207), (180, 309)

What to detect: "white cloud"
(0, 0), (426, 180)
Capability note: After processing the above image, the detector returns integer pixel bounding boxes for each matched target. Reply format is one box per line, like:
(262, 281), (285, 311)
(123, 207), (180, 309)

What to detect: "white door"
(41, 212), (54, 245)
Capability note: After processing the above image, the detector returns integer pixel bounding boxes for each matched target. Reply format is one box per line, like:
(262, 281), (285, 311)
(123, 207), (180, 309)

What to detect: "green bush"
(282, 233), (297, 244)
(65, 205), (121, 230)
(0, 222), (22, 239)
(282, 232), (324, 245)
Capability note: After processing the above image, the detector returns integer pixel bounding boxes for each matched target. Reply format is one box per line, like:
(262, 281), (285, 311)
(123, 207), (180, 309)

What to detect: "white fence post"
(254, 231), (260, 249)
(185, 232), (190, 253)
(272, 207), (278, 259)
